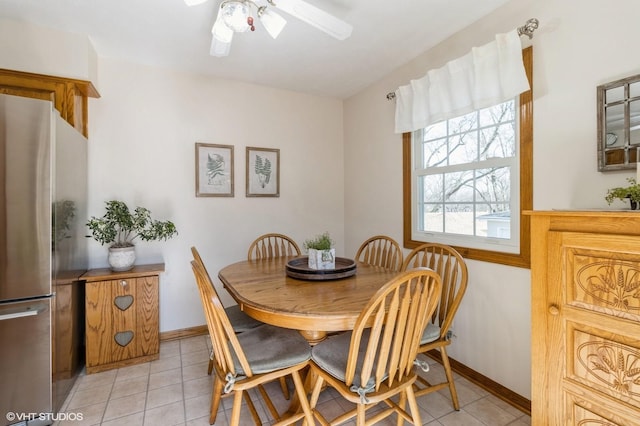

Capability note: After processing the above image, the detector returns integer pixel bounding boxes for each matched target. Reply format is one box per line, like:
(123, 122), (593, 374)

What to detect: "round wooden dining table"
(218, 256), (399, 344)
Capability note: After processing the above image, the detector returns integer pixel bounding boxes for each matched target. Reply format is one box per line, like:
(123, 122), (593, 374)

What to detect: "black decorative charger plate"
(286, 256), (357, 281)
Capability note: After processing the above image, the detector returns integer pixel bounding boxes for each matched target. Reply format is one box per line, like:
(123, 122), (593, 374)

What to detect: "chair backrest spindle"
(248, 233), (301, 260)
(355, 235), (403, 271)
(401, 243), (467, 337)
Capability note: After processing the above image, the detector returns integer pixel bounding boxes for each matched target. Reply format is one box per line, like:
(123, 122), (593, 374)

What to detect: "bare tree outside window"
(416, 100), (517, 240)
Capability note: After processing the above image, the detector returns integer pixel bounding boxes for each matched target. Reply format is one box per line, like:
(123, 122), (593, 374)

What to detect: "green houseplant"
(303, 232), (335, 270)
(605, 177), (640, 210)
(87, 200), (178, 271)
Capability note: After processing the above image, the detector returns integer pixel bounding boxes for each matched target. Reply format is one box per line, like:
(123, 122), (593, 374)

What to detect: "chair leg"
(396, 390), (407, 426)
(279, 376), (290, 400)
(290, 369), (315, 426)
(258, 384), (281, 421)
(308, 373), (326, 423)
(405, 385), (423, 426)
(440, 346), (460, 410)
(230, 390), (244, 426)
(356, 403), (366, 426)
(242, 391), (262, 426)
(209, 375), (224, 424)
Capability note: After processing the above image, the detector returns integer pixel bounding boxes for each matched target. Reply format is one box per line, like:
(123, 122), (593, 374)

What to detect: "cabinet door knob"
(120, 280), (128, 287)
(549, 305), (560, 316)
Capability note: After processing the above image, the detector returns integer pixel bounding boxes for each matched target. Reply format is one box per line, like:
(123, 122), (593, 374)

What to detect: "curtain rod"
(386, 18), (539, 101)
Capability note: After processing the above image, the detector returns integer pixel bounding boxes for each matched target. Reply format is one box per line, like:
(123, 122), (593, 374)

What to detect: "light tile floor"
(55, 335), (531, 426)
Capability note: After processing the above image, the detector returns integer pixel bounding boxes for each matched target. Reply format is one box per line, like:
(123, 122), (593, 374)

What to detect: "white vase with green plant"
(304, 231), (335, 270)
(87, 200), (178, 271)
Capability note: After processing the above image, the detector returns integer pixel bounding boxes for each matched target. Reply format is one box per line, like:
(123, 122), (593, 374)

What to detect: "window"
(403, 47), (532, 268)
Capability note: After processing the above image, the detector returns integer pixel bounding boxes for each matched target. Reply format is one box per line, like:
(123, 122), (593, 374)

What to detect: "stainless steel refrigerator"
(0, 94), (88, 426)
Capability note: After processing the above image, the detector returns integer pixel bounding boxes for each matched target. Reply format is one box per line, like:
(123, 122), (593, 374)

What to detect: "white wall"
(0, 19), (98, 84)
(87, 58), (345, 332)
(343, 0), (640, 400)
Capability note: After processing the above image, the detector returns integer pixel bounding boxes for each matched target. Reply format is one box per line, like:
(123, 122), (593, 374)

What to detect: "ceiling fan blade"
(210, 15), (234, 57)
(184, 0), (209, 6)
(271, 0), (352, 40)
(259, 8), (287, 39)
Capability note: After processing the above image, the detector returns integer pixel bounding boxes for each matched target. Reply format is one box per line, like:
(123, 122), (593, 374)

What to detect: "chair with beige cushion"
(247, 233), (301, 260)
(308, 268), (442, 425)
(246, 234), (301, 399)
(192, 247), (262, 337)
(191, 259), (314, 426)
(192, 247), (291, 402)
(354, 235), (404, 271)
(401, 242), (468, 410)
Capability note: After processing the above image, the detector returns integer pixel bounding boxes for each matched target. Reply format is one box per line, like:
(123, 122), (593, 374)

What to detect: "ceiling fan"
(184, 0), (353, 57)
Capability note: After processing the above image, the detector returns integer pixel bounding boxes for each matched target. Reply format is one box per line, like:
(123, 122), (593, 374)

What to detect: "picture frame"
(195, 143), (234, 197)
(246, 147), (280, 197)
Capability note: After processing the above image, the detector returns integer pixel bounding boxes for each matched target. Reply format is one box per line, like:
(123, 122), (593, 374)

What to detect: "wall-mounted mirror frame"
(597, 73), (640, 171)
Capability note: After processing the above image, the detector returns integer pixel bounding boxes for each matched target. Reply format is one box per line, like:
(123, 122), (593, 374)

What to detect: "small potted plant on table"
(605, 177), (640, 210)
(304, 231), (335, 270)
(87, 200), (178, 271)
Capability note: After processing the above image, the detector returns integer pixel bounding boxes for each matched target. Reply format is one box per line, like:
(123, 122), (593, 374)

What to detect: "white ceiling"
(0, 0), (512, 99)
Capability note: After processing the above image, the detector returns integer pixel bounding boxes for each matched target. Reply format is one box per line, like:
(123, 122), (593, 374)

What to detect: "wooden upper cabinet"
(0, 68), (100, 138)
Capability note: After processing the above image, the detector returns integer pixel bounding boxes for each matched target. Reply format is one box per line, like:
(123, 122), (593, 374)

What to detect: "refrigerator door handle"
(0, 306), (45, 321)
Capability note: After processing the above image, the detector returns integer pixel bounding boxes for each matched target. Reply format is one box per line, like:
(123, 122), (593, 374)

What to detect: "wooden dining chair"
(192, 247), (262, 334)
(193, 247), (290, 404)
(354, 235), (404, 271)
(247, 233), (301, 260)
(191, 260), (315, 426)
(246, 234), (301, 399)
(308, 268), (442, 426)
(401, 242), (468, 410)
(191, 247), (263, 373)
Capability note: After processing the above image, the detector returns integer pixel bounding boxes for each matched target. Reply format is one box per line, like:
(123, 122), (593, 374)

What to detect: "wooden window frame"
(402, 46), (533, 268)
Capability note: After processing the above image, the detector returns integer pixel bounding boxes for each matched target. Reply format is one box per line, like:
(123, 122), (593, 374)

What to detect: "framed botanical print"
(195, 143), (234, 197)
(246, 147), (279, 197)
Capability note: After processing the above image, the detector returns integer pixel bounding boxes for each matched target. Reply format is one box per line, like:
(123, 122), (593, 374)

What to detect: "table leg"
(299, 330), (326, 345)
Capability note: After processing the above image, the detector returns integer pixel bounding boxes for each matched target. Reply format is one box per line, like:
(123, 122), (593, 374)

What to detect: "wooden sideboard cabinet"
(529, 211), (640, 425)
(82, 264), (164, 374)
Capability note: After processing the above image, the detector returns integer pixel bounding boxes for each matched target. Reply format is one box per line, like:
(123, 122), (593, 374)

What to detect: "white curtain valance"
(394, 29), (530, 134)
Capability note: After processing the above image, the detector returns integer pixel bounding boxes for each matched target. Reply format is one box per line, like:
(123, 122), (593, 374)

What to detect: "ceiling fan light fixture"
(198, 0), (353, 58)
(212, 16), (234, 41)
(210, 37), (232, 57)
(258, 7), (287, 39)
(221, 1), (251, 33)
(210, 15), (234, 57)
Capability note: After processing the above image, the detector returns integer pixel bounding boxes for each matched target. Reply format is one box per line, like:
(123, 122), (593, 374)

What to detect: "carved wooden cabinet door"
(533, 222), (640, 425)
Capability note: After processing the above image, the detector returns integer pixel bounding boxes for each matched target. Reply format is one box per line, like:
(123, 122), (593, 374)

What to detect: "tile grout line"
(179, 338), (188, 425)
(141, 361), (151, 426)
(98, 373), (115, 425)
